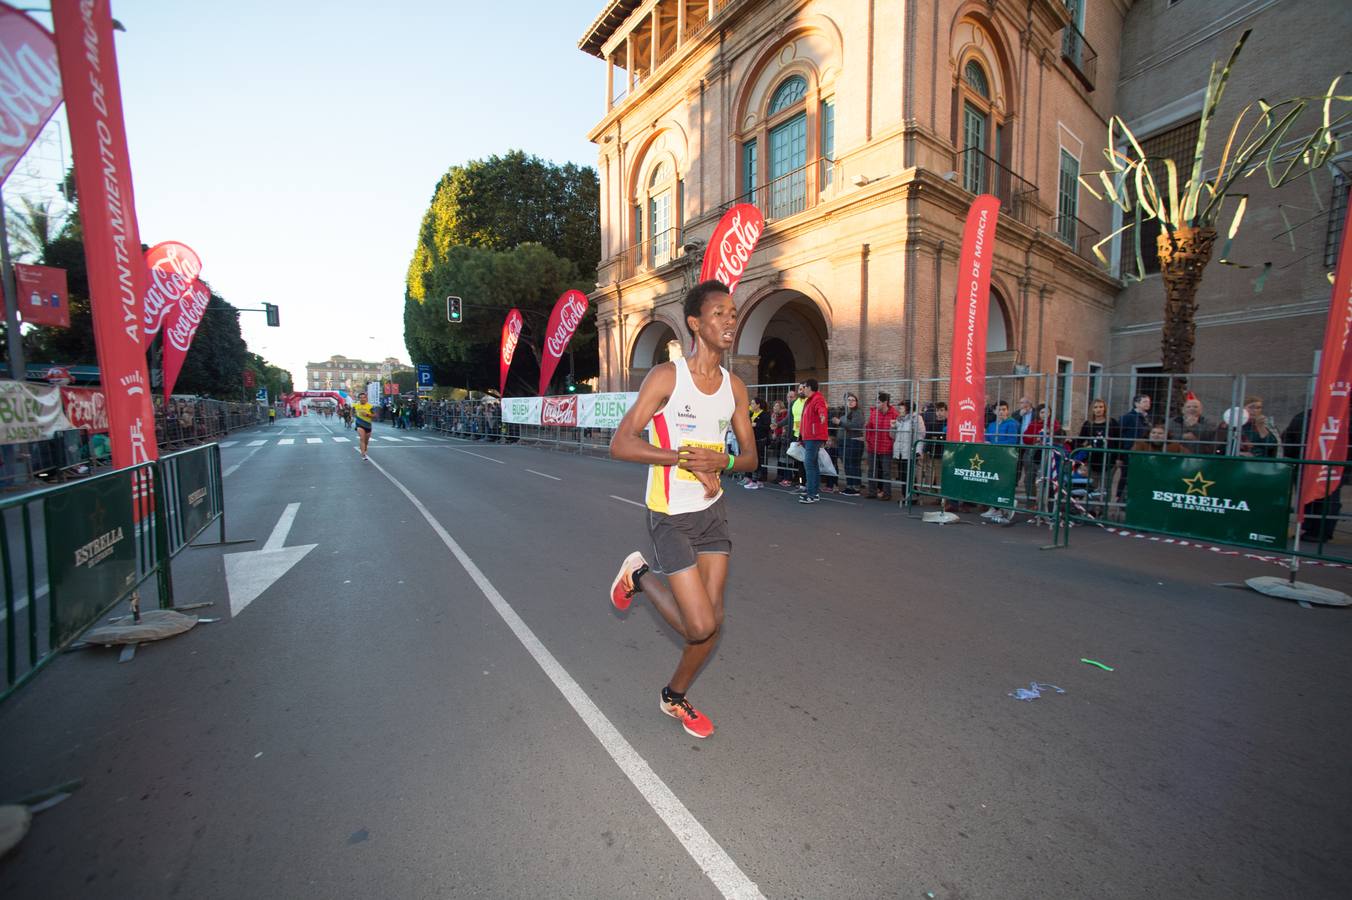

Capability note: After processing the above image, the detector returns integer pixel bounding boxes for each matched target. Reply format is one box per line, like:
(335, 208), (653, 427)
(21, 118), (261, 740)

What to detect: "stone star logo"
(1183, 471), (1215, 497)
(968, 452), (985, 471)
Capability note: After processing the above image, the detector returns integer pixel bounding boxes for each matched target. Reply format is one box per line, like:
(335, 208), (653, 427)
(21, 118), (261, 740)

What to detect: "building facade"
(578, 0), (1348, 424)
(304, 355), (407, 393)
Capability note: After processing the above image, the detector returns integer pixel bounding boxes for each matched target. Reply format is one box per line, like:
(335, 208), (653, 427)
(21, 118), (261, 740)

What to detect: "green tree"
(245, 352), (294, 401)
(404, 242), (594, 394)
(6, 197), (63, 262)
(172, 292), (250, 399)
(404, 151), (600, 393)
(21, 233), (95, 365)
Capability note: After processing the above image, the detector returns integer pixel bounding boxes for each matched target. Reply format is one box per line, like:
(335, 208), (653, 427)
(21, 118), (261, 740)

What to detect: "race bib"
(675, 439), (726, 482)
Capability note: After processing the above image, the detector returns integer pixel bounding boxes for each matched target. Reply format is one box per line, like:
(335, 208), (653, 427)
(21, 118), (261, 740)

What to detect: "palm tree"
(1081, 29), (1350, 407)
(5, 196), (63, 262)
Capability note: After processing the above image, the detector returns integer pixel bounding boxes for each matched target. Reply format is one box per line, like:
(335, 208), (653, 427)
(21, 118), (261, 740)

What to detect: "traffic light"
(565, 373), (576, 393)
(447, 295), (463, 324)
(265, 303), (280, 327)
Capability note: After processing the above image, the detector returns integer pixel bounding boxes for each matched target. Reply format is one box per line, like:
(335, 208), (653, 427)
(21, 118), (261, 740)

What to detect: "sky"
(20, 0), (608, 389)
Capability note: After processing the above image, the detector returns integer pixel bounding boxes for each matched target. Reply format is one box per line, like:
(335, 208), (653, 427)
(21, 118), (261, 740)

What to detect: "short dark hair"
(803, 378), (819, 391)
(683, 280), (730, 336)
(996, 400), (1009, 409)
(877, 392), (891, 403)
(1134, 393), (1151, 406)
(899, 400), (912, 413)
(752, 395), (766, 410)
(935, 401), (948, 411)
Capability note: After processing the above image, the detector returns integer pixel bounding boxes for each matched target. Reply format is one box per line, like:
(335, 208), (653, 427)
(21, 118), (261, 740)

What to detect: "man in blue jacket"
(982, 400), (1019, 520)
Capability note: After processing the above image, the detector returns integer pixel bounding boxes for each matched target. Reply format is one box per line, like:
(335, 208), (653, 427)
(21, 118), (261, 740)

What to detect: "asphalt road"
(1, 417), (1350, 899)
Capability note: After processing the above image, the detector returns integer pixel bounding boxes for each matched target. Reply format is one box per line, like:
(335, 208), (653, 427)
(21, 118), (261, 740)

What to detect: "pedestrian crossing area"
(220, 434), (449, 449)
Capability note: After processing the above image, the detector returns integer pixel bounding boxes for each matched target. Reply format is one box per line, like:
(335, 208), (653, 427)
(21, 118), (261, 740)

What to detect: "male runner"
(607, 280), (757, 739)
(352, 394), (374, 460)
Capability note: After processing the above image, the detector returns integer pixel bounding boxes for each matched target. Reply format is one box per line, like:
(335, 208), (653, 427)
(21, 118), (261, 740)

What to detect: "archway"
(735, 288), (830, 389)
(629, 319), (680, 387)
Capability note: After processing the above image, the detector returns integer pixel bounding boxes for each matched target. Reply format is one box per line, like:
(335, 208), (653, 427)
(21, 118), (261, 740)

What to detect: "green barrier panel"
(43, 471), (139, 648)
(1125, 453), (1294, 551)
(940, 442), (1020, 508)
(174, 446), (213, 544)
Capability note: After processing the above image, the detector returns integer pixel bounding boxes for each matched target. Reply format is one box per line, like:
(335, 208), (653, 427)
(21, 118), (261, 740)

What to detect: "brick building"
(578, 0), (1349, 423)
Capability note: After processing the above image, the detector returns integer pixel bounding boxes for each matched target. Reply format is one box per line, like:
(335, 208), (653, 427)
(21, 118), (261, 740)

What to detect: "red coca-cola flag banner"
(0, 3), (62, 185)
(499, 308), (523, 396)
(541, 395), (578, 427)
(143, 241), (203, 339)
(1298, 196), (1352, 516)
(946, 194), (1002, 443)
(51, 0), (156, 469)
(61, 386), (109, 433)
(161, 280), (211, 399)
(537, 289), (589, 396)
(12, 262), (69, 327)
(699, 203), (764, 296)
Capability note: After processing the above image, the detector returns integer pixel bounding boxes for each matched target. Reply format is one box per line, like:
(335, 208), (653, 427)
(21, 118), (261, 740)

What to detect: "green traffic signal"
(447, 295), (463, 323)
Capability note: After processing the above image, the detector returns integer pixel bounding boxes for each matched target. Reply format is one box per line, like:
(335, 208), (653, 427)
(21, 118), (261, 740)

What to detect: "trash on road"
(1008, 682), (1065, 701)
(1080, 658), (1114, 671)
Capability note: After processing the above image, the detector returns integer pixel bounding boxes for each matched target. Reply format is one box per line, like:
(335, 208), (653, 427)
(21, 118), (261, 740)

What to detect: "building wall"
(1109, 0), (1351, 420)
(582, 0), (1125, 413)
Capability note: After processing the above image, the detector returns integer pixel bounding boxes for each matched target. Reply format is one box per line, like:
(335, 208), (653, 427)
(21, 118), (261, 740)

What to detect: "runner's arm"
(609, 364), (680, 466)
(726, 376), (757, 473)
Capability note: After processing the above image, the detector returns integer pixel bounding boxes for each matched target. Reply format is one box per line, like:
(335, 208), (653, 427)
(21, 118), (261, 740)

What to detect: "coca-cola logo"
(143, 242), (203, 336)
(541, 396), (578, 426)
(62, 387), (109, 433)
(546, 294), (589, 358)
(0, 13), (61, 181)
(700, 204), (765, 295)
(502, 314), (523, 364)
(165, 284), (211, 351)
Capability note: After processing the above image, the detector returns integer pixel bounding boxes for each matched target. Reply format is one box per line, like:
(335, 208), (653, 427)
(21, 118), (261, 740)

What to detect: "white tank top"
(644, 356), (735, 515)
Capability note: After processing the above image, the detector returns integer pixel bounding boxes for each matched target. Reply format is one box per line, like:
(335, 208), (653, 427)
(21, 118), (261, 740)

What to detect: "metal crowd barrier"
(1, 443), (229, 704)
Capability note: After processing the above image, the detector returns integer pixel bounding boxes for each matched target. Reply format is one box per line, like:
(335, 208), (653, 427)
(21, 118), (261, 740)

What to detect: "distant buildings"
(578, 0), (1350, 420)
(304, 355), (407, 392)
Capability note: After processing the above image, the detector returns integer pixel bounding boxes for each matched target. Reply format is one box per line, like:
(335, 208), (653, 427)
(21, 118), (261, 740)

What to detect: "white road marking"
(526, 469), (561, 481)
(219, 441), (238, 448)
(451, 448), (505, 464)
(223, 442), (267, 478)
(306, 438), (322, 444)
(333, 437), (351, 443)
(223, 503), (317, 617)
(381, 435), (404, 442)
(247, 440), (267, 447)
(367, 460), (762, 900)
(609, 495), (646, 509)
(279, 438), (295, 445)
(404, 436), (424, 442)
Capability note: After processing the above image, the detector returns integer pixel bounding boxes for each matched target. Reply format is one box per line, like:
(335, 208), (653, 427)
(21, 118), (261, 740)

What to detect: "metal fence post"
(153, 463), (175, 609)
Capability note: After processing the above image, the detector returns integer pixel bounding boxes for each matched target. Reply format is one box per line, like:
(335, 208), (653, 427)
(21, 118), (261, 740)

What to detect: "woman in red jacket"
(864, 393), (900, 499)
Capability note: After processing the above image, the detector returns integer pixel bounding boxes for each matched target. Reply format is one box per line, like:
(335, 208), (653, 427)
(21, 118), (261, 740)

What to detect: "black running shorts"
(646, 497), (731, 575)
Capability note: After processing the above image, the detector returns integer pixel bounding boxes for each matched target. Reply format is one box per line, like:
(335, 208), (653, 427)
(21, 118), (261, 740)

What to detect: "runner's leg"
(664, 566), (720, 694)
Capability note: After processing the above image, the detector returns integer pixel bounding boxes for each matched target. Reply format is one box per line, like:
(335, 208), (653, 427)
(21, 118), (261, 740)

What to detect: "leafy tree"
(245, 352), (294, 401)
(404, 242), (595, 394)
(6, 197), (63, 262)
(171, 292), (250, 399)
(404, 151), (600, 393)
(21, 233), (94, 365)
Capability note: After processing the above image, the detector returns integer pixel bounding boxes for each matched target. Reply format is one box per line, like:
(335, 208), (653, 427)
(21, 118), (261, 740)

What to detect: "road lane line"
(279, 438), (295, 445)
(609, 495), (646, 509)
(451, 448), (505, 464)
(306, 438), (322, 444)
(223, 442), (267, 478)
(333, 437), (351, 442)
(526, 469), (561, 481)
(220, 441), (238, 448)
(368, 460), (763, 900)
(247, 439), (267, 447)
(264, 502), (301, 551)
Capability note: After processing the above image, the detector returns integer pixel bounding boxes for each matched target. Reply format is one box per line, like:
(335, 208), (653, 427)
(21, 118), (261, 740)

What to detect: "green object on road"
(1080, 658), (1114, 671)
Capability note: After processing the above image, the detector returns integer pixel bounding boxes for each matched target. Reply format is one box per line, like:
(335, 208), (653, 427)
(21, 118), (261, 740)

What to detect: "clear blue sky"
(79, 0), (606, 388)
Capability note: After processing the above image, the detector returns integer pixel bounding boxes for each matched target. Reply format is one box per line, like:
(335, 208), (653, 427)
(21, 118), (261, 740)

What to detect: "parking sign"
(417, 364), (433, 387)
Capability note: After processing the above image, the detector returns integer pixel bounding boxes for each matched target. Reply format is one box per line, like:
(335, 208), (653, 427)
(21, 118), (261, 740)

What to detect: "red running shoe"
(608, 551), (647, 612)
(660, 694), (715, 739)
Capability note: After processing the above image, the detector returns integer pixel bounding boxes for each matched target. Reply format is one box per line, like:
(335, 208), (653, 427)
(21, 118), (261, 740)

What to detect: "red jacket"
(865, 405), (899, 454)
(800, 392), (829, 441)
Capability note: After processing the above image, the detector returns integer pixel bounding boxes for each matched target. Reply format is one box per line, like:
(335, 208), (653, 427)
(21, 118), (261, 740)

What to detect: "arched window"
(963, 60), (989, 98)
(647, 161), (675, 266)
(959, 58), (998, 195)
(769, 76), (807, 114)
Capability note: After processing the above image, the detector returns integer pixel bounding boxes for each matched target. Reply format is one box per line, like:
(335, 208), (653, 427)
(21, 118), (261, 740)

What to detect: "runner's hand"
(693, 469), (721, 499)
(677, 445), (728, 473)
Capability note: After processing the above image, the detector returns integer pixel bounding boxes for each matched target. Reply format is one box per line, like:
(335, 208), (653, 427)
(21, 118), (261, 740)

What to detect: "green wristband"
(726, 453), (735, 472)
